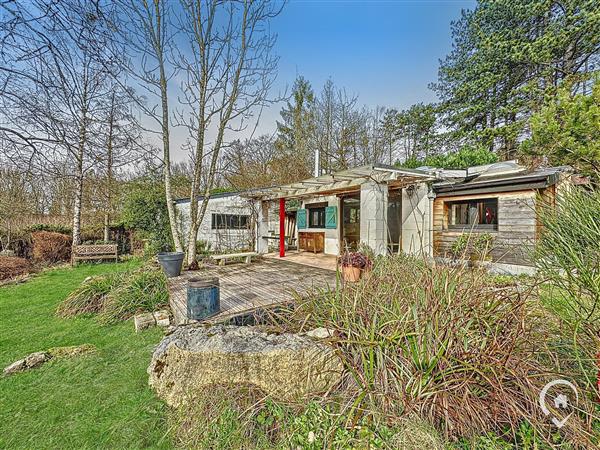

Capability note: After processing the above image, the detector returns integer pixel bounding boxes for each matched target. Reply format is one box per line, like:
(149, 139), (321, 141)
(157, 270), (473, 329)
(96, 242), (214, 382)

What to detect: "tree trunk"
(158, 48), (183, 253)
(104, 92), (115, 244)
(72, 92), (88, 246)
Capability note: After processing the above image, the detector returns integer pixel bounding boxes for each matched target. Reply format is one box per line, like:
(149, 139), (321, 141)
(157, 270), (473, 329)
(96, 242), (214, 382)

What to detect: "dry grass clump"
(31, 231), (71, 262)
(274, 255), (595, 445)
(57, 266), (167, 323)
(0, 256), (32, 281)
(57, 273), (123, 317)
(98, 267), (168, 324)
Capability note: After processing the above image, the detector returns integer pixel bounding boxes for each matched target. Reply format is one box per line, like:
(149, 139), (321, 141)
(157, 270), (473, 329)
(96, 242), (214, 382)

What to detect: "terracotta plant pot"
(342, 265), (361, 282)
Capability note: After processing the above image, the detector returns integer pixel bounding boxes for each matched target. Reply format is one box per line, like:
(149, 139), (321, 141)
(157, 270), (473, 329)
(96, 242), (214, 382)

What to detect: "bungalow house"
(176, 161), (574, 274)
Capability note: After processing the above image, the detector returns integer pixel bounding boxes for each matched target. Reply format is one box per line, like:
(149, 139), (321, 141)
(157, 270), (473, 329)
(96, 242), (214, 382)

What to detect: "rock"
(148, 325), (343, 406)
(3, 351), (50, 376)
(305, 327), (335, 339)
(24, 351), (50, 368)
(153, 310), (171, 328)
(134, 312), (155, 332)
(3, 359), (26, 376)
(47, 344), (96, 358)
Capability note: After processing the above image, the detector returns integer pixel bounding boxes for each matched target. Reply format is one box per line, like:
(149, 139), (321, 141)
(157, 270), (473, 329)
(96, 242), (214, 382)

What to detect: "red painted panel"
(279, 198), (285, 257)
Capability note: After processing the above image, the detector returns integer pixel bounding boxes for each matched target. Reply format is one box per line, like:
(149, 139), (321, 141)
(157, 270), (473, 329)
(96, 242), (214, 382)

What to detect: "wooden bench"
(72, 244), (118, 266)
(212, 252), (258, 266)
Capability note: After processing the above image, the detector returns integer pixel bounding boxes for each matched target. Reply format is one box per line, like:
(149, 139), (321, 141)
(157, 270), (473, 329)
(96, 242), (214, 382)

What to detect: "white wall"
(175, 194), (255, 253)
(300, 195), (340, 255)
(401, 183), (432, 257)
(360, 181), (388, 256)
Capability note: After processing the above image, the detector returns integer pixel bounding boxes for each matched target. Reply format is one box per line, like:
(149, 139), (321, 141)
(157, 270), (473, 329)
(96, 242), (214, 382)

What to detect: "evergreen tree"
(521, 77), (600, 179)
(275, 75), (316, 176)
(432, 0), (599, 157)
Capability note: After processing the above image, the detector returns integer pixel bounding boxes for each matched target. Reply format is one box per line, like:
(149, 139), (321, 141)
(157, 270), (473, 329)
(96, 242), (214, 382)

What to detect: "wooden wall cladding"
(433, 190), (538, 266)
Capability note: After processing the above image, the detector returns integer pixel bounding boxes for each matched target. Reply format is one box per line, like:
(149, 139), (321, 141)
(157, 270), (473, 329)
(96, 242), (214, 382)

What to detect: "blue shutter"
(325, 206), (337, 229)
(297, 209), (307, 229)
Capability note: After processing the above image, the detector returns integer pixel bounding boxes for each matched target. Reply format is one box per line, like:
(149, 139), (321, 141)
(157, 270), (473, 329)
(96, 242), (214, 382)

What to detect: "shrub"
(58, 265), (167, 323)
(535, 188), (600, 325)
(472, 233), (494, 260)
(535, 188), (600, 400)
(450, 233), (470, 259)
(168, 385), (443, 449)
(98, 267), (168, 324)
(26, 224), (71, 235)
(274, 255), (594, 444)
(56, 273), (124, 317)
(0, 256), (32, 281)
(31, 231), (71, 262)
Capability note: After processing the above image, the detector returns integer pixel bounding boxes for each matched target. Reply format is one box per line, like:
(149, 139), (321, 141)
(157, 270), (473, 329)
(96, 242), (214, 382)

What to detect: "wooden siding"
(433, 190), (537, 266)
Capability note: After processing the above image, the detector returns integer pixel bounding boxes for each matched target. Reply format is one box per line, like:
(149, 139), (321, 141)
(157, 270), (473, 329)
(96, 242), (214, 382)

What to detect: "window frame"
(211, 213), (250, 230)
(445, 198), (498, 231)
(306, 203), (327, 229)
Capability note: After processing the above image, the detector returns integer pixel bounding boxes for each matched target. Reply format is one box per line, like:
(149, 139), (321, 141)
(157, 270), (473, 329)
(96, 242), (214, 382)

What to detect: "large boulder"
(148, 325), (343, 406)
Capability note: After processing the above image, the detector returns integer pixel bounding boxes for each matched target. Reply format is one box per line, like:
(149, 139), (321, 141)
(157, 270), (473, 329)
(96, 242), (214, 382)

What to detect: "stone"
(153, 310), (171, 328)
(3, 359), (26, 376)
(24, 351), (50, 368)
(134, 312), (155, 332)
(305, 327), (335, 339)
(3, 351), (50, 376)
(148, 325), (343, 407)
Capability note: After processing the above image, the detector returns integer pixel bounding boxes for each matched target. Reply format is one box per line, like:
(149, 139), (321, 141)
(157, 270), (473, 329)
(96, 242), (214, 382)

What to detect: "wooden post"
(279, 197), (285, 258)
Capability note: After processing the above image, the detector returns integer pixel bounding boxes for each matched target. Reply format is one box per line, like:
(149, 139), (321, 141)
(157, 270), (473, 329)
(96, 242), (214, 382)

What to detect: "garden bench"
(212, 252), (258, 266)
(71, 244), (118, 266)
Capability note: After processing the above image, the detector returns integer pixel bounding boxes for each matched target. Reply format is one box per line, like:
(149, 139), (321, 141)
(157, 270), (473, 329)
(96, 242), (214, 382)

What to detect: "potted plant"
(338, 251), (373, 282)
(471, 233), (494, 268)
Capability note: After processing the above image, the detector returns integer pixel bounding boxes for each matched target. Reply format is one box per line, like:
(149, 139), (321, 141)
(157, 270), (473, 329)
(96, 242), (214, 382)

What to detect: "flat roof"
(174, 190), (242, 205)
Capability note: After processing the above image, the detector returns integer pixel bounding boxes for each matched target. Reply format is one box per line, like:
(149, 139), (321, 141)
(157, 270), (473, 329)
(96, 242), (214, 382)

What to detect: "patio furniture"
(71, 244), (118, 266)
(212, 251), (258, 266)
(298, 232), (325, 253)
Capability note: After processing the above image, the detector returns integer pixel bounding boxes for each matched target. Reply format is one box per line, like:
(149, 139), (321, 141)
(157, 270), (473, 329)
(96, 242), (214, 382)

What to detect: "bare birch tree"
(0, 0), (117, 245)
(120, 0), (183, 252)
(176, 0), (282, 266)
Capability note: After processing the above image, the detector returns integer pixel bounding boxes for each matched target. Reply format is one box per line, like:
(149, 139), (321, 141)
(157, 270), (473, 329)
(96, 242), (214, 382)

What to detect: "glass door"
(341, 194), (360, 251)
(387, 189), (402, 254)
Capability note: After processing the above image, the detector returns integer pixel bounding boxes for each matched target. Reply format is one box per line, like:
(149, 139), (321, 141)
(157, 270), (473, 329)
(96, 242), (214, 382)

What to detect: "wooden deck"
(168, 258), (337, 325)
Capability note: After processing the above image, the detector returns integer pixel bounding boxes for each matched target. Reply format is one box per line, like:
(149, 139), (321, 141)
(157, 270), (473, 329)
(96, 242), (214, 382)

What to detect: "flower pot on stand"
(342, 265), (361, 282)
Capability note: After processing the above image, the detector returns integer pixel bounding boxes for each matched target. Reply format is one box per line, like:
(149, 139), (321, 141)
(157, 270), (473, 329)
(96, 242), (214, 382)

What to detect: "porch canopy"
(244, 164), (435, 258)
(244, 163), (434, 200)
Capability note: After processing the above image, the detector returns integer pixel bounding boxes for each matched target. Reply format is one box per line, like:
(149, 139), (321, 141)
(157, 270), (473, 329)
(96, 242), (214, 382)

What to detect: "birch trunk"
(72, 107), (87, 246)
(154, 0), (182, 253)
(104, 92), (115, 243)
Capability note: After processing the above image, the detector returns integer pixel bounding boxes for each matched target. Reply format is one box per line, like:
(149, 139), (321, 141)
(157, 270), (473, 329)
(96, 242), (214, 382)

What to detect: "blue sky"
(270, 0), (474, 109)
(170, 0), (476, 160)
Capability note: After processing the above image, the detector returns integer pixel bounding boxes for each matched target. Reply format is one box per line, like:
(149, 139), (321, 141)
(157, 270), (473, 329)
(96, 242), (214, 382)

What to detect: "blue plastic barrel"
(187, 277), (220, 320)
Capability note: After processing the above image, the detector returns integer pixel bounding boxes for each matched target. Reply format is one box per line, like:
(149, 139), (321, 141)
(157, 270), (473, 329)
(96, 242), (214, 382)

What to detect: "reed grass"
(273, 254), (596, 445)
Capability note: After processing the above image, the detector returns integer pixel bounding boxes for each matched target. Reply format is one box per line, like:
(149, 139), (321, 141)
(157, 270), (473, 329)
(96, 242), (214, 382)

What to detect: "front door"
(341, 194), (360, 251)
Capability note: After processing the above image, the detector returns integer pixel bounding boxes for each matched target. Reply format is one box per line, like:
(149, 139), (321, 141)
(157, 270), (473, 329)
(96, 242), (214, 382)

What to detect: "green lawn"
(0, 261), (172, 449)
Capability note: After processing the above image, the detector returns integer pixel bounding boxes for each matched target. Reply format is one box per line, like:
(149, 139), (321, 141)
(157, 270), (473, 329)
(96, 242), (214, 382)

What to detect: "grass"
(0, 260), (171, 449)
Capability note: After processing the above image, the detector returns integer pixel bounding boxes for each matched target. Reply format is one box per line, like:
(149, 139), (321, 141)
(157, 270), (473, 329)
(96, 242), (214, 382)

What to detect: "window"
(306, 203), (326, 228)
(447, 198), (498, 230)
(211, 214), (249, 230)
